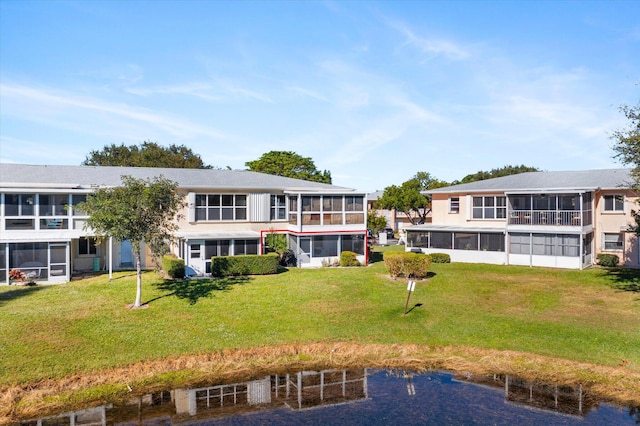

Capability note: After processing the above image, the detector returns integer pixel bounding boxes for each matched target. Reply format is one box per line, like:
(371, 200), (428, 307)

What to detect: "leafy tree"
(611, 101), (640, 238)
(367, 211), (387, 234)
(245, 151), (331, 184)
(83, 141), (213, 169)
(376, 172), (449, 225)
(611, 102), (640, 185)
(458, 164), (540, 184)
(78, 175), (185, 308)
(264, 230), (288, 261)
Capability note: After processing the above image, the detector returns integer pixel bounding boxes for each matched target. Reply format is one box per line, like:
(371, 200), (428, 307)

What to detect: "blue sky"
(1, 0), (638, 192)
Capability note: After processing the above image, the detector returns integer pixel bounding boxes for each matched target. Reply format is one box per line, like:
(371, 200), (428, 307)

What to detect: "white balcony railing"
(509, 210), (582, 226)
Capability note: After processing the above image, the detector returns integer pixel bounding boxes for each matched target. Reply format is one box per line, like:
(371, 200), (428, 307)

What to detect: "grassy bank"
(1, 247), (639, 419)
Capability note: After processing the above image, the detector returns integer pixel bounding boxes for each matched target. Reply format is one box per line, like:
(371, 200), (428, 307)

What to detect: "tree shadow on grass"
(603, 267), (640, 293)
(149, 276), (252, 305)
(0, 285), (48, 307)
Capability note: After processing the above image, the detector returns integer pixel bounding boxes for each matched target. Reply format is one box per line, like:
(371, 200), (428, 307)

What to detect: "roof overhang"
(176, 231), (261, 240)
(284, 189), (363, 195)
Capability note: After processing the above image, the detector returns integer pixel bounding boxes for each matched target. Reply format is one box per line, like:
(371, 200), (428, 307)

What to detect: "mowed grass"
(1, 248), (639, 386)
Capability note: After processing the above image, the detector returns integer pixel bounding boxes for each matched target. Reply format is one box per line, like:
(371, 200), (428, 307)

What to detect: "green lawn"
(1, 248), (639, 387)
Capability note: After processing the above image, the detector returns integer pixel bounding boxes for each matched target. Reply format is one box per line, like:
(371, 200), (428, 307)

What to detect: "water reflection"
(18, 369), (638, 425)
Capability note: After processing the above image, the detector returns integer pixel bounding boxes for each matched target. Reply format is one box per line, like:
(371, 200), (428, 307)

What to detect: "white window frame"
(472, 196), (506, 220)
(194, 194), (248, 222)
(603, 232), (623, 251)
(78, 237), (97, 256)
(602, 194), (624, 213)
(270, 195), (287, 221)
(449, 197), (460, 214)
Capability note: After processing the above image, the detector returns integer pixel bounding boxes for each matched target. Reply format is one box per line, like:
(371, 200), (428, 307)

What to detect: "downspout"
(108, 236), (113, 281)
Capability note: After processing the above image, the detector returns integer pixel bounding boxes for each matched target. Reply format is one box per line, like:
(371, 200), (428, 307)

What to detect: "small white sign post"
(404, 280), (416, 315)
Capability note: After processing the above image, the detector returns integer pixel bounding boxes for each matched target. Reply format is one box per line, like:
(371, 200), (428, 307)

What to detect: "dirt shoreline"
(2, 343), (639, 424)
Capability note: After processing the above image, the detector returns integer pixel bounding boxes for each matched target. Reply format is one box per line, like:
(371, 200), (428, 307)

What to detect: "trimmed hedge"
(162, 255), (185, 279)
(596, 253), (619, 267)
(340, 251), (360, 267)
(384, 252), (431, 278)
(211, 253), (279, 277)
(428, 253), (451, 264)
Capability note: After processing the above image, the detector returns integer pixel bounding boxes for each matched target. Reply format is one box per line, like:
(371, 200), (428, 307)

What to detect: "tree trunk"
(134, 252), (142, 307)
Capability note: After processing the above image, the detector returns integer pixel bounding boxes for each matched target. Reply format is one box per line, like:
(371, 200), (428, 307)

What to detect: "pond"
(18, 369), (638, 425)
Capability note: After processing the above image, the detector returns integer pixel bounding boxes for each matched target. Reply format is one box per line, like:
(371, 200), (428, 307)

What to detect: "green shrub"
(428, 253), (451, 264)
(596, 253), (619, 267)
(384, 252), (431, 278)
(280, 249), (297, 267)
(339, 251), (360, 267)
(211, 253), (279, 277)
(162, 255), (185, 279)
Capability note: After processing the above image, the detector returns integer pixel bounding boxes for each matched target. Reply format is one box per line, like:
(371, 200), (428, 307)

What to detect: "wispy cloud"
(1, 83), (228, 140)
(125, 82), (223, 101)
(287, 86), (329, 102)
(385, 19), (470, 60)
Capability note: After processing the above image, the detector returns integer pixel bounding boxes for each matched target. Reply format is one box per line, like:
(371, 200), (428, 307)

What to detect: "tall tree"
(78, 175), (185, 308)
(367, 211), (387, 234)
(611, 101), (640, 237)
(376, 172), (448, 225)
(611, 102), (640, 185)
(82, 141), (213, 169)
(458, 164), (540, 184)
(245, 151), (331, 184)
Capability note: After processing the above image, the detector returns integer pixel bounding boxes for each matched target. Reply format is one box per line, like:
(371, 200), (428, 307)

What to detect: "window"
(5, 194), (35, 216)
(345, 196), (364, 225)
(234, 239), (258, 255)
(301, 196), (321, 225)
(406, 231), (429, 248)
(71, 194), (88, 216)
(558, 234), (580, 257)
(78, 237), (97, 256)
(449, 197), (460, 214)
(603, 233), (623, 251)
(431, 232), (452, 249)
(341, 235), (365, 255)
(313, 235), (339, 257)
(603, 195), (624, 212)
(472, 196), (506, 219)
(299, 195), (365, 226)
(289, 196), (298, 225)
(515, 233), (580, 257)
(270, 195), (286, 221)
(194, 194), (247, 221)
(480, 233), (505, 252)
(203, 240), (231, 257)
(39, 194), (68, 216)
(532, 234), (555, 255)
(454, 233), (478, 250)
(509, 233), (530, 255)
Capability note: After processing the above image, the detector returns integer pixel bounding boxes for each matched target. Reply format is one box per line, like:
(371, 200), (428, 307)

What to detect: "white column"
(108, 236), (113, 281)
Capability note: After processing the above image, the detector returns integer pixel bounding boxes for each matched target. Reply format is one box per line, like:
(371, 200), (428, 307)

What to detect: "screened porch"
(507, 192), (593, 227)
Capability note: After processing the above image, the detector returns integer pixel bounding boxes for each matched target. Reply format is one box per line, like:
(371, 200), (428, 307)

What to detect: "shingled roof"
(0, 164), (355, 192)
(426, 169), (634, 194)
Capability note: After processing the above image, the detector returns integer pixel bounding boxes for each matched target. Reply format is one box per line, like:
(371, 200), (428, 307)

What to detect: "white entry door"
(299, 237), (311, 264)
(187, 240), (205, 275)
(48, 243), (68, 283)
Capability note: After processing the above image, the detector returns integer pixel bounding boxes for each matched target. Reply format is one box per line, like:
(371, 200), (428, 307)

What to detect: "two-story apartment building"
(405, 169), (639, 269)
(0, 164), (368, 284)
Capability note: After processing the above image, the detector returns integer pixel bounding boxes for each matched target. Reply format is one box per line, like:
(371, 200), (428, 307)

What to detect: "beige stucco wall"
(594, 190), (639, 268)
(430, 193), (508, 228)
